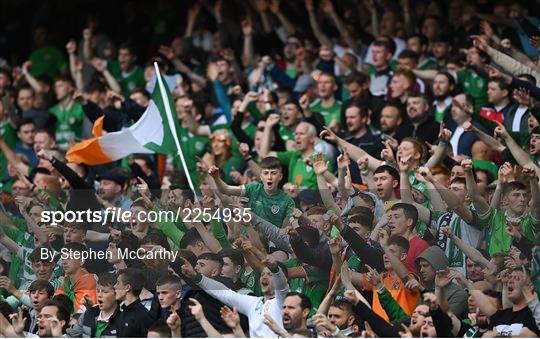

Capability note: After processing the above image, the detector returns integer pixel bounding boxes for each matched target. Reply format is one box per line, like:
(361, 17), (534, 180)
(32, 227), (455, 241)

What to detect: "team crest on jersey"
(195, 141), (204, 151)
(271, 205), (280, 214)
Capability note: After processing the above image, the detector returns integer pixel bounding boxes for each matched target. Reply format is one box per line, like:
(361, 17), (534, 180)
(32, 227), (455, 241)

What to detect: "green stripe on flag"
(143, 73), (182, 154)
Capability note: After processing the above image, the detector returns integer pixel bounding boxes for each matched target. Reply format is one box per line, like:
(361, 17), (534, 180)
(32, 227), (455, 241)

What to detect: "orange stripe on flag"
(92, 116), (105, 137)
(66, 138), (112, 165)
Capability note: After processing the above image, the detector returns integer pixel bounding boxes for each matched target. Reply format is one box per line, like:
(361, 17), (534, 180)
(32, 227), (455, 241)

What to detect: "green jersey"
(276, 151), (333, 189)
(240, 268), (262, 297)
(432, 99), (452, 123)
(0, 120), (17, 176)
(241, 182), (295, 228)
(476, 207), (540, 255)
(417, 58), (438, 70)
(457, 70), (488, 111)
(429, 210), (483, 273)
(243, 122), (257, 140)
(278, 124), (295, 142)
(309, 99), (342, 126)
(49, 101), (85, 151)
(175, 127), (210, 187)
(107, 61), (146, 97)
(0, 216), (64, 289)
(283, 258), (329, 316)
(29, 46), (67, 79)
(155, 206), (186, 251)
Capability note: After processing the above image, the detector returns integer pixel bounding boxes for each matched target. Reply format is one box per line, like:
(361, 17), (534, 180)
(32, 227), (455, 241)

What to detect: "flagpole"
(153, 62), (198, 200)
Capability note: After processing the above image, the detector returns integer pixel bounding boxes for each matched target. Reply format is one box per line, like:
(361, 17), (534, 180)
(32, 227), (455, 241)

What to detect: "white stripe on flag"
(98, 129), (154, 159)
(130, 100), (165, 146)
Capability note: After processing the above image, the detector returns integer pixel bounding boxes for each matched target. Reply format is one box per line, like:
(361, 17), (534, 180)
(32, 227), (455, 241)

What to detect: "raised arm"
(305, 0), (332, 47)
(250, 212), (292, 253)
(333, 215), (385, 271)
(182, 259), (258, 316)
(379, 229), (410, 282)
(21, 61), (45, 93)
(462, 121), (505, 152)
(0, 228), (23, 258)
(322, 0), (360, 52)
(289, 228), (333, 270)
(313, 158), (341, 213)
(20, 205), (48, 246)
(425, 128), (451, 169)
(266, 255), (290, 304)
(235, 237), (266, 274)
(317, 276), (342, 316)
(364, 0), (378, 37)
(337, 151), (353, 198)
(185, 2), (200, 38)
(188, 298), (223, 338)
(415, 167), (446, 212)
(260, 114), (280, 158)
(398, 158), (431, 224)
(496, 122), (540, 176)
(269, 0), (296, 36)
(462, 159), (490, 215)
(441, 227), (495, 270)
(413, 69), (439, 81)
(192, 221), (223, 253)
(82, 28), (94, 62)
(523, 164), (540, 221)
(65, 40), (79, 85)
(428, 172), (474, 224)
(320, 128), (383, 171)
(240, 17), (256, 68)
(0, 137), (30, 176)
(91, 58), (122, 93)
(208, 166), (243, 196)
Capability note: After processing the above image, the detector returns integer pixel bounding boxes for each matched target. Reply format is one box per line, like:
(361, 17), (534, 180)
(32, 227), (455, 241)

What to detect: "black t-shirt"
(489, 306), (540, 337)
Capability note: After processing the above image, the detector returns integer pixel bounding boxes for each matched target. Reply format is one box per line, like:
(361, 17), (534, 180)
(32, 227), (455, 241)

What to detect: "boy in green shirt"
(49, 76), (84, 151)
(277, 101), (302, 145)
(456, 46), (489, 111)
(465, 159), (540, 256)
(107, 43), (145, 97)
(309, 72), (342, 127)
(209, 156), (295, 228)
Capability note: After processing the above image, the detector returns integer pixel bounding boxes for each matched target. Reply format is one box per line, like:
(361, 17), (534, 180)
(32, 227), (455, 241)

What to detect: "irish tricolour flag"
(66, 64), (182, 165)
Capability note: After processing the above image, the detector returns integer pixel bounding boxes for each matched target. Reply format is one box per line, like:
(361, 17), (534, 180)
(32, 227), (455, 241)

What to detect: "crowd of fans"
(1, 0), (540, 337)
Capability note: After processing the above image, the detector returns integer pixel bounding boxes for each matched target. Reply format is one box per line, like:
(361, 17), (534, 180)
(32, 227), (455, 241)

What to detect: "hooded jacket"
(415, 246), (468, 318)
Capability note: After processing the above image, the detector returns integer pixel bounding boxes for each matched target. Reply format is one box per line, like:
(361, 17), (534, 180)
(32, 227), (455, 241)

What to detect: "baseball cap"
(96, 167), (129, 186)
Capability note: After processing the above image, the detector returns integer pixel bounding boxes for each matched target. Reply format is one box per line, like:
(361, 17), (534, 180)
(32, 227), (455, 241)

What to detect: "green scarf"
(94, 320), (108, 338)
(63, 278), (76, 313)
